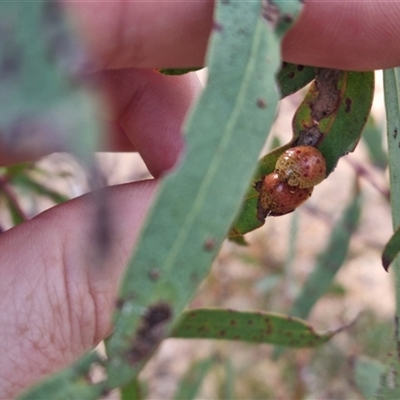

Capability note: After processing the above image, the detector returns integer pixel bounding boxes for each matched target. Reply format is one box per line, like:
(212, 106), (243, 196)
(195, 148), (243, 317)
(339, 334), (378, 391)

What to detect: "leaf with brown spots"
(171, 309), (342, 347)
(230, 69), (374, 237)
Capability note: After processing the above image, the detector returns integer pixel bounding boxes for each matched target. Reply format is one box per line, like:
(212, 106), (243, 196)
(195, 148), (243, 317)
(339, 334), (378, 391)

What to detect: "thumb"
(0, 179), (157, 398)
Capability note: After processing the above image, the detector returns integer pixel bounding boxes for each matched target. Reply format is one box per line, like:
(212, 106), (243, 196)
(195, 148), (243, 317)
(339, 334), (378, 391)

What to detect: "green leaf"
(294, 70), (374, 174)
(104, 0), (303, 389)
(19, 352), (105, 400)
(378, 67), (400, 397)
(172, 309), (341, 348)
(353, 357), (385, 399)
(289, 186), (361, 319)
(222, 360), (235, 400)
(0, 178), (27, 224)
(12, 174), (69, 204)
(3, 193), (26, 225)
(276, 63), (317, 98)
(157, 68), (202, 76)
(382, 224), (400, 271)
(362, 115), (388, 170)
(172, 358), (214, 400)
(0, 163), (30, 178)
(231, 70), (373, 237)
(120, 378), (143, 400)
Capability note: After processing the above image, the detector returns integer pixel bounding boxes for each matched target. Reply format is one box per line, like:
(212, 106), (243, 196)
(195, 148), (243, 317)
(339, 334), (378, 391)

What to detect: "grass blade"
(377, 68), (400, 398)
(289, 186), (361, 320)
(362, 116), (388, 170)
(353, 357), (385, 399)
(173, 358), (214, 400)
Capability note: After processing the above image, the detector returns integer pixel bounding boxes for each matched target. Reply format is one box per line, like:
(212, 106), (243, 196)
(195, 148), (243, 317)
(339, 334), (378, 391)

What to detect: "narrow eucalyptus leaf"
(105, 0), (303, 389)
(378, 67), (400, 396)
(276, 63), (317, 98)
(172, 309), (341, 347)
(19, 352), (105, 400)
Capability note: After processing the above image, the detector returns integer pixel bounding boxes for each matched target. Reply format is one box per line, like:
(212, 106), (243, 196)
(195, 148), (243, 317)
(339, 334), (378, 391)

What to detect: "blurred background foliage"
(3, 70), (394, 399)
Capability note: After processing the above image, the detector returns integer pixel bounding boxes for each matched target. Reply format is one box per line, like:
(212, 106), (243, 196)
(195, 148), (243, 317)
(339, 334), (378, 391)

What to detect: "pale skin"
(1, 1), (400, 397)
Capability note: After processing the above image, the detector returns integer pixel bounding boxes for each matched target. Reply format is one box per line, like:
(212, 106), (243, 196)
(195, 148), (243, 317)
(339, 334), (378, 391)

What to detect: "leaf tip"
(382, 255), (391, 272)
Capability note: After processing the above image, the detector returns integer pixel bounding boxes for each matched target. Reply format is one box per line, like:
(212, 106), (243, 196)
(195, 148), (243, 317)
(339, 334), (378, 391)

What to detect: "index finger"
(64, 0), (400, 71)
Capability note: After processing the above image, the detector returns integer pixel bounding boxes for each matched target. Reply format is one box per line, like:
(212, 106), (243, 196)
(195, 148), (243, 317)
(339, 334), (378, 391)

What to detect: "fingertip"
(116, 70), (203, 178)
(282, 1), (400, 70)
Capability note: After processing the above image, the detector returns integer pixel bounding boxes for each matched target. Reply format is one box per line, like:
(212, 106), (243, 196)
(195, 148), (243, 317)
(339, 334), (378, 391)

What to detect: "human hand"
(2, 1), (400, 398)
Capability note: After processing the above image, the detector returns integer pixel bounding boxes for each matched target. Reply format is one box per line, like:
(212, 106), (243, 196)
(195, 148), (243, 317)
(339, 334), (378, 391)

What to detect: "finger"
(100, 69), (202, 177)
(282, 0), (400, 70)
(64, 1), (400, 71)
(62, 0), (214, 70)
(0, 69), (202, 173)
(0, 180), (157, 398)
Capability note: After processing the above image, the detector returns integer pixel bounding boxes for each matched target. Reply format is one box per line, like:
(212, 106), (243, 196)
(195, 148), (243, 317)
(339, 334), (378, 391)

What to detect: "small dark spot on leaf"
(282, 13), (294, 24)
(115, 298), (124, 309)
(257, 98), (267, 109)
(234, 335), (241, 340)
(100, 387), (111, 397)
(344, 97), (352, 113)
(189, 311), (197, 317)
(296, 64), (304, 71)
(219, 330), (226, 336)
(203, 237), (216, 251)
(148, 269), (160, 281)
(394, 128), (398, 139)
(190, 272), (199, 283)
(282, 62), (288, 69)
(145, 303), (172, 327)
(127, 301), (172, 365)
(212, 21), (223, 32)
(230, 320), (236, 326)
(288, 71), (295, 79)
(247, 320), (253, 325)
